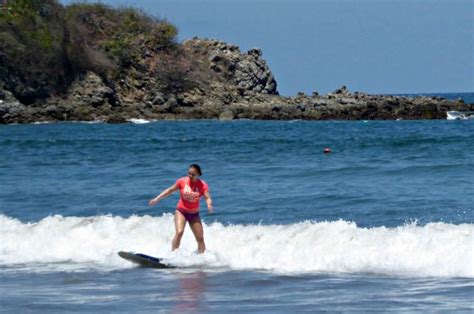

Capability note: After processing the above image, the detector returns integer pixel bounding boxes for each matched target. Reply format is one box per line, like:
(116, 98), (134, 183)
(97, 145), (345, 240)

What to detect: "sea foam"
(0, 214), (472, 277)
(127, 118), (152, 124)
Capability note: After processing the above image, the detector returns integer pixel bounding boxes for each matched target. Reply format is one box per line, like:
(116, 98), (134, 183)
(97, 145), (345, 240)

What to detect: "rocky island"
(1, 0), (472, 124)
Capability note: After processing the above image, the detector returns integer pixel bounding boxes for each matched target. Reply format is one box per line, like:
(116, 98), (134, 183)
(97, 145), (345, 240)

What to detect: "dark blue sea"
(1, 97), (473, 312)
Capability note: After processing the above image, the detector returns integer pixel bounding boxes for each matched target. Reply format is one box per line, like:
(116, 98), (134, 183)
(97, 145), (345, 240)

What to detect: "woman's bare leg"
(189, 216), (206, 253)
(172, 210), (187, 251)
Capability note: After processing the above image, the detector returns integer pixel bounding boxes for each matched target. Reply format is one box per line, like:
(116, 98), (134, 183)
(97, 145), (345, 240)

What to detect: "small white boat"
(446, 111), (474, 120)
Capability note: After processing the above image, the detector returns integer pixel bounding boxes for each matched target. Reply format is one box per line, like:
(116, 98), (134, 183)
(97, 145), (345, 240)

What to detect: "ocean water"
(1, 118), (473, 312)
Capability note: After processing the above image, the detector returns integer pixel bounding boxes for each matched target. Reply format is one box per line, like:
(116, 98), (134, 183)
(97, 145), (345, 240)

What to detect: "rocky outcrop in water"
(201, 39), (277, 94)
(0, 2), (472, 124)
(1, 62), (472, 123)
(0, 88), (29, 122)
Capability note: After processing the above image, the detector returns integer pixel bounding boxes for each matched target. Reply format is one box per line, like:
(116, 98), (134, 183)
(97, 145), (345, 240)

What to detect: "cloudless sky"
(60, 0), (473, 96)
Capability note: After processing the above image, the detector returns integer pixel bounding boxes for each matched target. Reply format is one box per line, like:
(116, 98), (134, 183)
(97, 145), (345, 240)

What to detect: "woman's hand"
(204, 191), (213, 213)
(149, 198), (159, 206)
(149, 184), (177, 207)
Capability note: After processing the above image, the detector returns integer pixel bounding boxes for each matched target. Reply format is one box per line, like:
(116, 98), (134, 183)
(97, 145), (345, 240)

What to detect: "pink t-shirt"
(175, 177), (209, 213)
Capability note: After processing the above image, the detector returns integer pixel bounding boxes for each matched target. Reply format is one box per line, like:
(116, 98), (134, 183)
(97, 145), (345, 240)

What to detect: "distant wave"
(0, 214), (472, 277)
(127, 118), (153, 124)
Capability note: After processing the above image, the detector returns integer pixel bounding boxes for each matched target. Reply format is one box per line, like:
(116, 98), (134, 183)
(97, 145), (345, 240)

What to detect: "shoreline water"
(1, 118), (472, 312)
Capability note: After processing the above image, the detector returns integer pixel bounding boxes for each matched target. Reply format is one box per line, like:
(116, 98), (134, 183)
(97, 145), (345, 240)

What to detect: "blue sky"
(60, 0), (473, 96)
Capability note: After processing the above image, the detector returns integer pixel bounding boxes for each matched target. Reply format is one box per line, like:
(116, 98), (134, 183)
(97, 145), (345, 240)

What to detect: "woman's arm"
(149, 184), (178, 206)
(204, 191), (213, 213)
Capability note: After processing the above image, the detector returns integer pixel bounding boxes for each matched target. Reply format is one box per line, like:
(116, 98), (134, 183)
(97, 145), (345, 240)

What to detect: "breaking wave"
(0, 214), (472, 277)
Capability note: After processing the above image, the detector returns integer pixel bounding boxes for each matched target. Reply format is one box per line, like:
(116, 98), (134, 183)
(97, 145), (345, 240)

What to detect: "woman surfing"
(149, 164), (213, 253)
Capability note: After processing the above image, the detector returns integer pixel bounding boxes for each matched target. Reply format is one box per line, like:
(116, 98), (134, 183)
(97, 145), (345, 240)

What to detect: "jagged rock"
(0, 88), (29, 123)
(185, 38), (278, 95)
(45, 105), (58, 114)
(66, 72), (116, 108)
(105, 114), (127, 123)
(208, 53), (221, 63)
(219, 110), (234, 120)
(166, 95), (177, 107)
(247, 48), (262, 57)
(152, 93), (166, 105)
(333, 85), (351, 95)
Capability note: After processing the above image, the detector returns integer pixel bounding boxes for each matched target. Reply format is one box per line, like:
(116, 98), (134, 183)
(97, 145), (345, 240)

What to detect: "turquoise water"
(1, 119), (473, 312)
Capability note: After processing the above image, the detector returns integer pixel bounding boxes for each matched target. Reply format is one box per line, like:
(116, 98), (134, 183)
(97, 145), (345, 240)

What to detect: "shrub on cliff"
(64, 3), (178, 72)
(0, 0), (71, 103)
(63, 2), (198, 95)
(149, 50), (199, 94)
(0, 0), (180, 103)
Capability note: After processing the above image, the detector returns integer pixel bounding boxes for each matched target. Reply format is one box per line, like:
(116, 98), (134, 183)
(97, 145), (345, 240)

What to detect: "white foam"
(69, 120), (105, 124)
(0, 214), (472, 277)
(81, 119), (105, 124)
(127, 118), (152, 124)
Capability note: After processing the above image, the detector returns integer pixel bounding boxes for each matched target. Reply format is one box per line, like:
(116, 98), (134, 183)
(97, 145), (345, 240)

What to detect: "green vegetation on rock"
(0, 0), (179, 103)
(0, 0), (69, 102)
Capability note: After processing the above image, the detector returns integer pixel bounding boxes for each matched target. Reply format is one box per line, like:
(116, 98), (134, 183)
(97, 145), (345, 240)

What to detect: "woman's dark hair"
(189, 164), (202, 176)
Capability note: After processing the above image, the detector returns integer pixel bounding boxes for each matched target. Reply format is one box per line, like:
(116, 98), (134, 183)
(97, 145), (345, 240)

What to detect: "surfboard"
(118, 251), (175, 269)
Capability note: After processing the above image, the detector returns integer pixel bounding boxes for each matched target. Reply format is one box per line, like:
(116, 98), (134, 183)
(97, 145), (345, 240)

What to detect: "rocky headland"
(1, 1), (472, 124)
